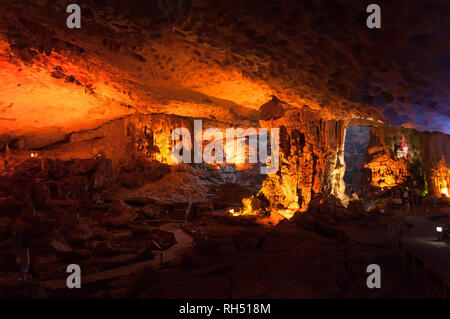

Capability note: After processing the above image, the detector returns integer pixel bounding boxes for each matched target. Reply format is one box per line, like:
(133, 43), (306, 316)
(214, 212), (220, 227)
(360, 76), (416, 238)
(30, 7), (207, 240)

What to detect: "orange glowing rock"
(363, 127), (410, 188)
(364, 152), (408, 188)
(442, 185), (449, 197)
(430, 156), (450, 197)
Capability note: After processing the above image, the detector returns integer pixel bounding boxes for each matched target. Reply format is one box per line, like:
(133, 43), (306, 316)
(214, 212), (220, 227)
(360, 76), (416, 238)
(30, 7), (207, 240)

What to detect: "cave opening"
(343, 126), (370, 198)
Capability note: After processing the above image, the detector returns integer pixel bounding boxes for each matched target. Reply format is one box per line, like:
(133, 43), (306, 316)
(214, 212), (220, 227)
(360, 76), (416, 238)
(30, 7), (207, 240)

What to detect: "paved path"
(403, 209), (450, 280)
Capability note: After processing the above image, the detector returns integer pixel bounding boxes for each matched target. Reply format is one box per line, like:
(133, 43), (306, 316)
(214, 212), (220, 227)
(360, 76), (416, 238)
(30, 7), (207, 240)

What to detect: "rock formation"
(365, 125), (450, 197)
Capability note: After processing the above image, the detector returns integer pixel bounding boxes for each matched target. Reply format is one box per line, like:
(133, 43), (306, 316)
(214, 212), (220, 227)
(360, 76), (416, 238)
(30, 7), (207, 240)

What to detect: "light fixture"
(437, 226), (443, 241)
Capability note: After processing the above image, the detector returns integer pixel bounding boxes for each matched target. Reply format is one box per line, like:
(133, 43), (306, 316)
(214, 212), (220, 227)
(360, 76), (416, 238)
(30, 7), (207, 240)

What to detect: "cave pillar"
(257, 108), (350, 216)
(321, 120), (349, 206)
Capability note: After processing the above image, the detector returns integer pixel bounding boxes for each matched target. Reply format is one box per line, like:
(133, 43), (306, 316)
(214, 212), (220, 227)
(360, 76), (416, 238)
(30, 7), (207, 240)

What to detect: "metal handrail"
(391, 234), (449, 298)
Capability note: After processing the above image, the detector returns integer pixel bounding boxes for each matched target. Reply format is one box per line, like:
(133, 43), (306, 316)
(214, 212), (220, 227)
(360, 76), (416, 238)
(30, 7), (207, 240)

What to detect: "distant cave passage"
(344, 126), (370, 196)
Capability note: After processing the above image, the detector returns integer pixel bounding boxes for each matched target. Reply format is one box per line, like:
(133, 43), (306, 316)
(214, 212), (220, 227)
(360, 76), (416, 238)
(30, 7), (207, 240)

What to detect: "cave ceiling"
(0, 0), (449, 136)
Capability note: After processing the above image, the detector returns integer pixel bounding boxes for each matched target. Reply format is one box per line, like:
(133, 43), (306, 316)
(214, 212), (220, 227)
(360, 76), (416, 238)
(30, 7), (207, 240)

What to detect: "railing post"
(395, 237), (398, 257)
(443, 279), (447, 299)
(152, 240), (164, 265)
(402, 245), (406, 270)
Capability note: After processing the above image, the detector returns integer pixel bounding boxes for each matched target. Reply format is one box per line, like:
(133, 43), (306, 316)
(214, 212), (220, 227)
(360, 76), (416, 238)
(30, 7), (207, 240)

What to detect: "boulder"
(103, 201), (138, 226)
(65, 223), (93, 242)
(129, 224), (154, 236)
(138, 204), (161, 218)
(50, 238), (72, 254)
(117, 159), (170, 188)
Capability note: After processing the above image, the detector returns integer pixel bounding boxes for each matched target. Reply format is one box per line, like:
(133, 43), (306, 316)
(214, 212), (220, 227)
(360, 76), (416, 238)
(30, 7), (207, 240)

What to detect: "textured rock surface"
(256, 102), (349, 217)
(364, 127), (410, 188)
(0, 1), (448, 218)
(0, 155), (180, 288)
(364, 125), (450, 196)
(0, 0), (449, 139)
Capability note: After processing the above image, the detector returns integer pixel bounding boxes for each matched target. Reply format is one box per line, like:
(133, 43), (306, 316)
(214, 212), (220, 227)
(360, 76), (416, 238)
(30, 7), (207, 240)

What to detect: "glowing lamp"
(30, 152), (37, 158)
(228, 208), (240, 216)
(437, 226), (443, 241)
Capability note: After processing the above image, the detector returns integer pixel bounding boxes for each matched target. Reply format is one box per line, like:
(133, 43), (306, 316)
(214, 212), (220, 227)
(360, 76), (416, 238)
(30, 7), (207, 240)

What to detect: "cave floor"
(5, 205), (448, 299)
(48, 209), (433, 299)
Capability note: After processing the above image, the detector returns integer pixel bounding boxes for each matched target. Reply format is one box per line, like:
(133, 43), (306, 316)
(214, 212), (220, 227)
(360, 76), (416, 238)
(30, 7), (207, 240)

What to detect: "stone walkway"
(403, 207), (450, 280)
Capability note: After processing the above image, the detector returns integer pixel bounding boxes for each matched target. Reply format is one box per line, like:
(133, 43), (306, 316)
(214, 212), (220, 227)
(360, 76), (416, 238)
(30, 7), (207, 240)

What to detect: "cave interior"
(0, 0), (449, 299)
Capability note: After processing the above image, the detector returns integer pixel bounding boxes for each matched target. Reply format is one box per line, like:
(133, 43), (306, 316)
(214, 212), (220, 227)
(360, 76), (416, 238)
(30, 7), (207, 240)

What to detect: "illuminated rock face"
(364, 125), (450, 196)
(0, 0), (449, 220)
(364, 151), (408, 188)
(0, 114), (194, 169)
(364, 126), (410, 188)
(0, 0), (449, 137)
(430, 157), (450, 197)
(0, 97), (447, 221)
(257, 109), (450, 217)
(257, 102), (348, 217)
